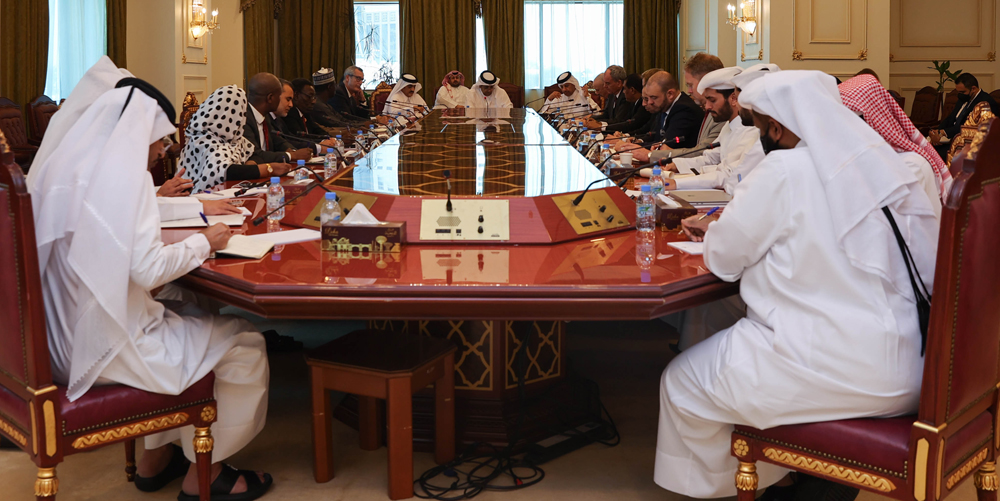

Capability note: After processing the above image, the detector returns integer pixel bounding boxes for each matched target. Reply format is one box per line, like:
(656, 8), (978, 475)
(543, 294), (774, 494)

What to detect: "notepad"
(160, 210), (250, 228)
(246, 228), (322, 245)
(215, 235), (275, 259)
(667, 241), (705, 255)
(194, 188), (267, 200)
(671, 190), (732, 206)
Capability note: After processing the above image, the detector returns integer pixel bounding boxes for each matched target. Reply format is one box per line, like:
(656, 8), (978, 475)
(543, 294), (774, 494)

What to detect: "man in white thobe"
(29, 74), (271, 500)
(539, 71), (597, 114)
(433, 70), (471, 109)
(656, 70), (939, 499)
(385, 73), (428, 119)
(461, 70), (514, 109)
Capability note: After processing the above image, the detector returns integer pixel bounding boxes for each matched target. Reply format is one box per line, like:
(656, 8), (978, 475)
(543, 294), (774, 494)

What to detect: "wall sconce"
(727, 0), (757, 36)
(190, 0), (219, 40)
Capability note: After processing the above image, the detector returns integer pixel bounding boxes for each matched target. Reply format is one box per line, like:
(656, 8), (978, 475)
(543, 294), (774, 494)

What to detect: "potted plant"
(929, 60), (963, 116)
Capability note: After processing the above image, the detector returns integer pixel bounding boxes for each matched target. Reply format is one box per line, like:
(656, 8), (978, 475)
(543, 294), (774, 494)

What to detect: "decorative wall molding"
(890, 0), (996, 62)
(791, 0), (868, 61)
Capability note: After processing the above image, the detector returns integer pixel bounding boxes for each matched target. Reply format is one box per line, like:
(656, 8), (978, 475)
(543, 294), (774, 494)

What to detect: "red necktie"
(262, 119), (271, 150)
(301, 111), (308, 131)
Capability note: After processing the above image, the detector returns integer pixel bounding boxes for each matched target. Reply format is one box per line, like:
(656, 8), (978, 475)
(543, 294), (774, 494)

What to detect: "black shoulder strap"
(882, 206), (932, 356)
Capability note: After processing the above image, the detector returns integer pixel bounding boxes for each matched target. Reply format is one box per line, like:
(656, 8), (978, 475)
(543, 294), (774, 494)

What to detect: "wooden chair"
(26, 96), (58, 143)
(941, 89), (960, 122)
(888, 89), (906, 112)
(947, 102), (995, 165)
(543, 83), (560, 100)
(0, 97), (39, 166)
(0, 129), (217, 501)
(370, 82), (393, 115)
(499, 82), (525, 108)
(730, 117), (1000, 501)
(307, 329), (457, 500)
(992, 90), (1000, 105)
(910, 86), (942, 135)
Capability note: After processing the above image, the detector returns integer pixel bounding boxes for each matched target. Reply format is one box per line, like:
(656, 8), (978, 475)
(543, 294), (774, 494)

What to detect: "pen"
(698, 206), (720, 221)
(199, 212), (209, 225)
(738, 174), (742, 183)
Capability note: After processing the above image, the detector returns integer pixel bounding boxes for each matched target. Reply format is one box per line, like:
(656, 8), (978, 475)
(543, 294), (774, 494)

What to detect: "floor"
(0, 314), (978, 501)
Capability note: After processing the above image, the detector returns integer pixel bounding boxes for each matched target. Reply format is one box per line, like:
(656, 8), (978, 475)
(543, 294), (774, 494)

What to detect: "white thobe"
(538, 92), (597, 114)
(898, 151), (943, 219)
(656, 145), (929, 498)
(157, 196), (203, 222)
(462, 87), (514, 109)
(386, 93), (428, 117)
(672, 117), (765, 194)
(434, 85), (471, 109)
(43, 179), (268, 462)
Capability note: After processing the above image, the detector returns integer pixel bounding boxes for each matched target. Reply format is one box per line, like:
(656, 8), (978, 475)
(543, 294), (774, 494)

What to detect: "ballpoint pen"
(679, 206), (721, 234)
(199, 212), (209, 225)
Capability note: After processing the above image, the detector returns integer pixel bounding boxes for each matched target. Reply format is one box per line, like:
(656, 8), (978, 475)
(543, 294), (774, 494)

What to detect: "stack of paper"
(216, 235), (274, 259)
(247, 228), (322, 245)
(667, 241), (705, 255)
(160, 208), (251, 228)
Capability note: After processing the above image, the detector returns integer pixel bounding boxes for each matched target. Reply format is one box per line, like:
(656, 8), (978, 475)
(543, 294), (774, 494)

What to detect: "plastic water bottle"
(600, 144), (613, 165)
(334, 135), (345, 156)
(355, 130), (367, 153)
(649, 168), (664, 196)
(578, 133), (590, 155)
(636, 184), (655, 232)
(294, 159), (309, 182)
(267, 177), (285, 221)
(324, 148), (338, 179)
(320, 192), (342, 227)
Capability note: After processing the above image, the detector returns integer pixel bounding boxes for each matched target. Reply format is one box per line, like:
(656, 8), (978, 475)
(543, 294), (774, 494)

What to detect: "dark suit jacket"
(941, 90), (999, 138)
(244, 105), (294, 164)
(592, 90), (630, 124)
(635, 92), (701, 149)
(330, 82), (371, 121)
(283, 107), (328, 136)
(604, 98), (652, 134)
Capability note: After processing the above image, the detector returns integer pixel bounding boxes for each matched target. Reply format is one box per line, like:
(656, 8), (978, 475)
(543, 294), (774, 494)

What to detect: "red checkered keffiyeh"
(839, 75), (952, 202)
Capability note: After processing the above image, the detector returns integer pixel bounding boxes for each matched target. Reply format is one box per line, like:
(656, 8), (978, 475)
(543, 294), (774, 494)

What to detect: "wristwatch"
(266, 163), (273, 174)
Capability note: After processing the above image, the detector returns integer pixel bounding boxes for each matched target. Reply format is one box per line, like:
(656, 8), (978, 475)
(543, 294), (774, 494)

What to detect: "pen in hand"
(199, 212), (209, 225)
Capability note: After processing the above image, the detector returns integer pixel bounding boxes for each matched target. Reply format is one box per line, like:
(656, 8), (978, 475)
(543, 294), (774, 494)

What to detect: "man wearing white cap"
(461, 70), (513, 109)
(655, 66), (765, 194)
(310, 67), (370, 129)
(656, 70), (938, 499)
(539, 71), (596, 114)
(385, 73), (428, 117)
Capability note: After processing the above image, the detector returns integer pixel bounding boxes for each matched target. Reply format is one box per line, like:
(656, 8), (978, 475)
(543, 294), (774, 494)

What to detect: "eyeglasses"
(348, 74), (364, 81)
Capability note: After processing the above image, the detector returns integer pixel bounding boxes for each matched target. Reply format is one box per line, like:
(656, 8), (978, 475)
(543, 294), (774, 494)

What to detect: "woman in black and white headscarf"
(179, 85), (287, 191)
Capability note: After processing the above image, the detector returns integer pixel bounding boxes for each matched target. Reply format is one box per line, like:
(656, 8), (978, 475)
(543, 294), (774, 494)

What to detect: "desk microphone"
(252, 178), (329, 226)
(275, 131), (347, 164)
(572, 158), (670, 206)
(444, 169), (453, 212)
(614, 141), (721, 189)
(383, 102), (425, 116)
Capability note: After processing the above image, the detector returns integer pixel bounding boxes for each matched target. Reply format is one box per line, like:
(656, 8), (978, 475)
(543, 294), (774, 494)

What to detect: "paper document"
(194, 187), (267, 200)
(160, 212), (248, 228)
(667, 241), (705, 255)
(247, 228), (322, 245)
(215, 235), (274, 259)
(657, 194), (681, 208)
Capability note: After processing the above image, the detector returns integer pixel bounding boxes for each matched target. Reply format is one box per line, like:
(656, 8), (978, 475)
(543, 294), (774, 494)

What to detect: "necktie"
(300, 110), (308, 131)
(262, 119), (271, 150)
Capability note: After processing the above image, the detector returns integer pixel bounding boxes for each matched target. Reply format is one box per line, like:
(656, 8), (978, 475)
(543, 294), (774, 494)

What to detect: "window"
(523, 0), (623, 90)
(354, 1), (401, 89)
(44, 0), (108, 101)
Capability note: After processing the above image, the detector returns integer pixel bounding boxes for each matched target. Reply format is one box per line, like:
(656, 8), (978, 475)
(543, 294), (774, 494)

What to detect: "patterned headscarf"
(178, 85), (255, 191)
(839, 75), (952, 202)
(441, 70), (465, 88)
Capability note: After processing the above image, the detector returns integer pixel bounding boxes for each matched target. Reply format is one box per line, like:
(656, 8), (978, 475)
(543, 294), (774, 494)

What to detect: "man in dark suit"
(330, 65), (390, 125)
(590, 65), (631, 125)
(587, 73), (650, 134)
(283, 78), (334, 137)
(619, 71), (702, 162)
(243, 72), (313, 165)
(930, 73), (998, 158)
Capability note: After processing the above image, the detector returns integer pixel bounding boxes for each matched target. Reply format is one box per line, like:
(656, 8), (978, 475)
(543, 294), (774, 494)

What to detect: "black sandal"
(176, 464), (273, 501)
(135, 444), (190, 492)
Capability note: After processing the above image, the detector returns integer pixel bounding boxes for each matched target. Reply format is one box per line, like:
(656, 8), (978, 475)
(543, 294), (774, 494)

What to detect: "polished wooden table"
(167, 108), (738, 449)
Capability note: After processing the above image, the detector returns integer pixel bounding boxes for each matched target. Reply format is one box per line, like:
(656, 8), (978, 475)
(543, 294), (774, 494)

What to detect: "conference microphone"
(276, 131), (349, 166)
(444, 169), (453, 212)
(615, 141), (722, 190)
(572, 158), (670, 206)
(252, 178), (329, 226)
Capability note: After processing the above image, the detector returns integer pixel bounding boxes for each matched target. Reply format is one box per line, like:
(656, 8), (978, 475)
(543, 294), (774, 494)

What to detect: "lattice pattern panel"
(370, 319), (493, 391)
(505, 321), (562, 389)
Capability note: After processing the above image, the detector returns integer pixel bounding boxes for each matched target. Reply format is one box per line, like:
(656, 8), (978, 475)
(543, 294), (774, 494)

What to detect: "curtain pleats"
(106, 0), (127, 68)
(1, 0), (50, 108)
(482, 0), (524, 88)
(400, 0), (475, 102)
(243, 0), (275, 79)
(623, 0), (679, 77)
(277, 0), (355, 82)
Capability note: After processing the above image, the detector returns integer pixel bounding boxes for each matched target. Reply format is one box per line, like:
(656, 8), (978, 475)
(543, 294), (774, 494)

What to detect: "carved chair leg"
(193, 427), (214, 501)
(976, 461), (999, 501)
(34, 467), (58, 501)
(735, 460), (758, 501)
(125, 439), (137, 481)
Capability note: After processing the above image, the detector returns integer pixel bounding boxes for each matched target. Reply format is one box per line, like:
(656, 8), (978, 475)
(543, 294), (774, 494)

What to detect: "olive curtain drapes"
(400, 0), (475, 102)
(1, 0), (49, 109)
(243, 0), (276, 79)
(277, 0), (355, 82)
(106, 0), (127, 68)
(482, 0), (524, 88)
(623, 0), (679, 77)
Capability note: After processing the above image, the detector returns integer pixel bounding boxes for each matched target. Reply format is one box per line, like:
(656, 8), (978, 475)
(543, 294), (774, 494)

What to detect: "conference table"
(165, 107), (739, 449)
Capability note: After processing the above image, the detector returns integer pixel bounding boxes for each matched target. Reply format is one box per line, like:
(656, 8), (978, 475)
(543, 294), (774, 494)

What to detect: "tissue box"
(655, 194), (698, 230)
(321, 246), (403, 279)
(320, 221), (405, 252)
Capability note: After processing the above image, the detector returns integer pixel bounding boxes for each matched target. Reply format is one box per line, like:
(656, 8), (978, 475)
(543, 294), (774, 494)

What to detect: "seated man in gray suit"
(243, 72), (313, 165)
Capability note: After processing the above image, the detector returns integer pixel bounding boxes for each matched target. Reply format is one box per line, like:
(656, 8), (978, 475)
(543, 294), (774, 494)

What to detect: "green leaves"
(928, 60), (962, 93)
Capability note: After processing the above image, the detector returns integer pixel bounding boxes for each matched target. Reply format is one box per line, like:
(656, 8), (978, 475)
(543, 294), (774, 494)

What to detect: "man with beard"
(434, 70), (471, 109)
(539, 71), (597, 113)
(928, 73), (997, 158)
(614, 71), (702, 162)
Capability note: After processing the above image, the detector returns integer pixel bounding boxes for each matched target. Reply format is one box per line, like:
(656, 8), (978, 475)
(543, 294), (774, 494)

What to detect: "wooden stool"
(306, 329), (457, 500)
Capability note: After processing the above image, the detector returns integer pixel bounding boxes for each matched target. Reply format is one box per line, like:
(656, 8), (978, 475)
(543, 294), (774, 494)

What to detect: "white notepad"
(247, 228), (322, 245)
(215, 235), (275, 259)
(667, 241), (705, 255)
(160, 210), (250, 228)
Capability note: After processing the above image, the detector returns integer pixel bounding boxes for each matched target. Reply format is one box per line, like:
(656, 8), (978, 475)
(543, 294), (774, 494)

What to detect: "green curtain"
(623, 0), (679, 77)
(400, 0), (475, 102)
(243, 0), (276, 80)
(277, 0), (355, 82)
(106, 0), (127, 68)
(1, 0), (49, 109)
(482, 0), (523, 88)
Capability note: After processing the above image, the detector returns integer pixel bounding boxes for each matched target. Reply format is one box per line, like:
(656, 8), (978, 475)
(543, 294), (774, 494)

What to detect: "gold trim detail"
(193, 426), (214, 454)
(763, 447), (896, 492)
(792, 50), (803, 60)
(968, 125), (989, 160)
(27, 385), (57, 396)
(736, 461), (758, 491)
(936, 439), (945, 500)
(71, 413), (188, 449)
(989, 52), (997, 62)
(200, 405), (216, 423)
(0, 129), (9, 154)
(889, 53), (895, 62)
(34, 467), (58, 498)
(741, 49), (746, 62)
(913, 421), (946, 434)
(758, 49), (764, 60)
(949, 448), (989, 489)
(0, 415), (27, 447)
(976, 461), (999, 491)
(858, 49), (868, 60)
(30, 405), (37, 454)
(914, 436), (929, 500)
(733, 439), (749, 457)
(43, 401), (56, 457)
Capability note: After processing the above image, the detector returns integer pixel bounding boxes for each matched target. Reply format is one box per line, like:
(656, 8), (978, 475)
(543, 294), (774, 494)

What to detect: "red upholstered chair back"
(0, 98), (32, 150)
(499, 83), (525, 108)
(941, 89), (960, 120)
(543, 84), (559, 100)
(26, 95), (58, 142)
(910, 86), (941, 125)
(992, 89), (1000, 105)
(0, 129), (53, 399)
(917, 117), (1000, 432)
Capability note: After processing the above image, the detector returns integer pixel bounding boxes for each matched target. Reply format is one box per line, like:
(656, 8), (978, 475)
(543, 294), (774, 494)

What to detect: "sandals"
(176, 464), (273, 501)
(135, 444), (190, 492)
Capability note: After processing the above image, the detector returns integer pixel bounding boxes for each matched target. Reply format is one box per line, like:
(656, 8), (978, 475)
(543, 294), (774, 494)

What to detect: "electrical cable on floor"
(414, 326), (619, 500)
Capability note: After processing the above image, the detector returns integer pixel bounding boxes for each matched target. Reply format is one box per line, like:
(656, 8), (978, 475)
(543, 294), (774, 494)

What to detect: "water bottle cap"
(270, 177), (280, 184)
(297, 159), (305, 166)
(640, 184), (651, 192)
(602, 144), (610, 149)
(327, 148), (334, 153)
(325, 192), (337, 200)
(336, 135), (342, 138)
(652, 168), (662, 175)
